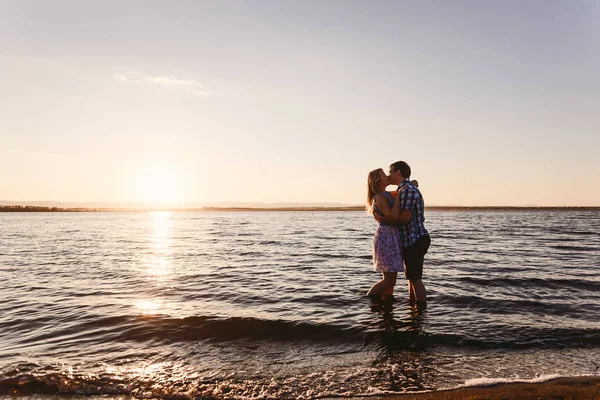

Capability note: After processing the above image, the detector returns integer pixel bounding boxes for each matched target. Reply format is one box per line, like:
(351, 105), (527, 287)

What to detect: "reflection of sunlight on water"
(134, 361), (168, 376)
(148, 211), (172, 280)
(132, 212), (175, 315)
(135, 299), (162, 314)
(151, 211), (171, 238)
(102, 361), (199, 389)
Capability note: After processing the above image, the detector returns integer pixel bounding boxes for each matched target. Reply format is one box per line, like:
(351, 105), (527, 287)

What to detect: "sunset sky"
(1, 1), (599, 206)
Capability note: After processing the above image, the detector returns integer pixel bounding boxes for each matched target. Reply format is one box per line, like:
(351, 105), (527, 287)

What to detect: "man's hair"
(389, 161), (411, 178)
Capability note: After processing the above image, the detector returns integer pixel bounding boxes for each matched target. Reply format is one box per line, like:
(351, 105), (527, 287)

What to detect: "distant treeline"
(188, 206), (600, 211)
(426, 206), (600, 211)
(0, 205), (96, 212)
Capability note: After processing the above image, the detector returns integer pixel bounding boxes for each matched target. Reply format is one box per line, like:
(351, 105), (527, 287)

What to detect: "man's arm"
(373, 181), (419, 224)
(375, 210), (412, 224)
(375, 185), (418, 224)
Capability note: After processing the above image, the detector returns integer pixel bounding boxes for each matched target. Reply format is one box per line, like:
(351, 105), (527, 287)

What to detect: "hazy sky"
(1, 1), (599, 206)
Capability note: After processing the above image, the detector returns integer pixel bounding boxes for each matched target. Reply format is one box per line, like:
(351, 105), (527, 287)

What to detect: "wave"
(313, 253), (371, 260)
(457, 276), (600, 292)
(463, 374), (562, 387)
(1, 370), (377, 398)
(0, 372), (135, 397)
(6, 312), (600, 353)
(38, 315), (365, 346)
(1, 369), (597, 398)
(113, 318), (600, 350)
(550, 245), (598, 252)
(433, 293), (591, 319)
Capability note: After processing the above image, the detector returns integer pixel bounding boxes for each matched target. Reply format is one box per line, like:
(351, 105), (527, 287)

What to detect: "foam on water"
(463, 374), (562, 387)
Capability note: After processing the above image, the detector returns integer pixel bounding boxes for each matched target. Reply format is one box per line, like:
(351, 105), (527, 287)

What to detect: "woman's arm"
(374, 186), (411, 224)
(374, 195), (392, 217)
(374, 194), (401, 218)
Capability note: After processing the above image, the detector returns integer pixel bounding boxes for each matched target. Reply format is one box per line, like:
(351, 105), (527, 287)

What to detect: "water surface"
(1, 211), (599, 398)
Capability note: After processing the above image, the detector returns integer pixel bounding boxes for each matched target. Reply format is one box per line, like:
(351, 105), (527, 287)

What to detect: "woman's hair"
(366, 168), (384, 214)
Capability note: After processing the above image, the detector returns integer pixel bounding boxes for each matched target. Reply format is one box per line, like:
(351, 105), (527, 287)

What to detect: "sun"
(135, 164), (186, 204)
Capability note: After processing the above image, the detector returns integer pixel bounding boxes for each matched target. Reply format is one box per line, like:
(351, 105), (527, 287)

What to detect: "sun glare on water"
(135, 164), (186, 205)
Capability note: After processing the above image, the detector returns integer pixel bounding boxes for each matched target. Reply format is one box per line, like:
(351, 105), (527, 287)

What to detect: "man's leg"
(404, 235), (430, 303)
(404, 253), (420, 302)
(408, 281), (417, 302)
(410, 279), (426, 302)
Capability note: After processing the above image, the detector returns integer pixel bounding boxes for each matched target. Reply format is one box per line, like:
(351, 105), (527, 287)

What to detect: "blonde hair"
(366, 168), (385, 214)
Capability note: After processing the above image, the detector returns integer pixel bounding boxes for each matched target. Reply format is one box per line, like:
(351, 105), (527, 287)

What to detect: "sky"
(1, 0), (599, 207)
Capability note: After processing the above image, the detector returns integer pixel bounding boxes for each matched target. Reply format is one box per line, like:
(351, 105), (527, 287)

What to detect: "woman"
(366, 168), (403, 296)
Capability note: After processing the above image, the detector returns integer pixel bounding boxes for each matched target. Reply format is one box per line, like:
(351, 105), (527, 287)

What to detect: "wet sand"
(358, 376), (600, 400)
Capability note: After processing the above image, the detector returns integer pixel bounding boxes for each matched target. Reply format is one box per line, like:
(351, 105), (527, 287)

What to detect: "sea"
(1, 210), (599, 399)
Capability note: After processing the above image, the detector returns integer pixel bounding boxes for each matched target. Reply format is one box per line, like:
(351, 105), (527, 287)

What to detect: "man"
(377, 161), (430, 304)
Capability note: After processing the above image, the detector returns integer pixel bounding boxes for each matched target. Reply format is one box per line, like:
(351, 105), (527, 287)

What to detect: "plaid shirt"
(397, 179), (428, 247)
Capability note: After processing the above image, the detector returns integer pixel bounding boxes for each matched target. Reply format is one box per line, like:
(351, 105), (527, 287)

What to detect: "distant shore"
(1, 205), (600, 212)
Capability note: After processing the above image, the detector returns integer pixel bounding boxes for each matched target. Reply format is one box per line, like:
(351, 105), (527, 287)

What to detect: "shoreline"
(2, 205), (600, 213)
(5, 376), (600, 399)
(350, 376), (600, 400)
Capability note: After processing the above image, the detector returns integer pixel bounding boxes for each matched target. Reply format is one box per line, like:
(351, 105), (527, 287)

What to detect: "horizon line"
(1, 204), (600, 212)
(2, 200), (600, 208)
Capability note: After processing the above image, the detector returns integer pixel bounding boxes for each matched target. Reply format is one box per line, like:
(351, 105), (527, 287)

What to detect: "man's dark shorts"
(404, 234), (431, 280)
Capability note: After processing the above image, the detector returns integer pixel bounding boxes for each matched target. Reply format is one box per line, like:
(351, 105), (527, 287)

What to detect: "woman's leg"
(367, 272), (397, 296)
(382, 284), (394, 295)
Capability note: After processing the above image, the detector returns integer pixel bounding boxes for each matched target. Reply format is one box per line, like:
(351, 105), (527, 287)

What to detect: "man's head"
(388, 161), (411, 185)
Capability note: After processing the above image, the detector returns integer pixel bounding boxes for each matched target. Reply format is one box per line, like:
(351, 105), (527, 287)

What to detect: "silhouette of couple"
(366, 161), (430, 305)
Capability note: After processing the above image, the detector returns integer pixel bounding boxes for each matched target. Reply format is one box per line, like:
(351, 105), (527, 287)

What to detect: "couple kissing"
(366, 161), (431, 306)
